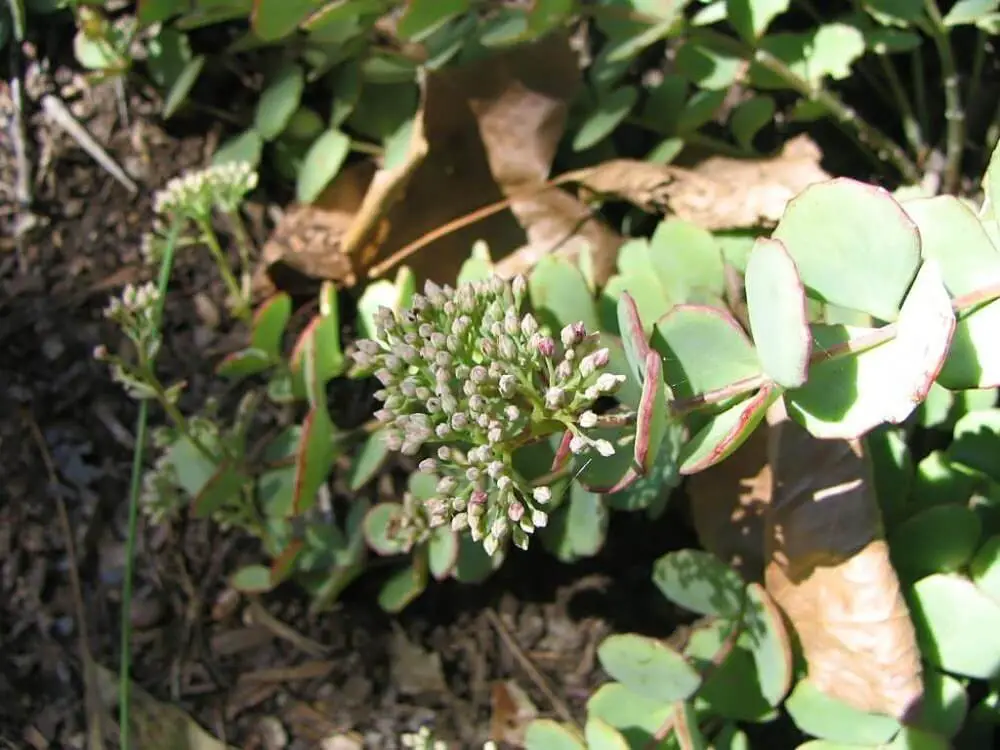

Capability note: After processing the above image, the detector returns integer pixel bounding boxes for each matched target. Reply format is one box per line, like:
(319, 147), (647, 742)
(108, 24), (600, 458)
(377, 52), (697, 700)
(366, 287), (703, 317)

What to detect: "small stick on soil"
(40, 94), (138, 194)
(485, 608), (579, 731)
(24, 410), (107, 750)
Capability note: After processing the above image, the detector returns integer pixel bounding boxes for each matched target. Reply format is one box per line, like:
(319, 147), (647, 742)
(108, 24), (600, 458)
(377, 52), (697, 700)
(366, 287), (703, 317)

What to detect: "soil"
(0, 48), (703, 750)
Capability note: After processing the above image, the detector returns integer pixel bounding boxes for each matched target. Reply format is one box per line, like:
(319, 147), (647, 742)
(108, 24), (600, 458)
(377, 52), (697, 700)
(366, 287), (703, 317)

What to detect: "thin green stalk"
(911, 46), (931, 157)
(923, 0), (965, 193)
(196, 217), (251, 322)
(225, 209), (256, 299)
(877, 54), (924, 157)
(119, 218), (181, 750)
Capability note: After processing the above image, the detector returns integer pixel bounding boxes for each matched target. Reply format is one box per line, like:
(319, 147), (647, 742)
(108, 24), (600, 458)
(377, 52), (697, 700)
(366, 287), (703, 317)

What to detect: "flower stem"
(196, 217), (251, 322)
(922, 0), (965, 193)
(225, 208), (256, 301)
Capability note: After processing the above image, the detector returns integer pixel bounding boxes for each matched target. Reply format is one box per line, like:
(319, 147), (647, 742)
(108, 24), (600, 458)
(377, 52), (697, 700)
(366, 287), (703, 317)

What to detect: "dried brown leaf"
(570, 159), (676, 214)
(489, 679), (539, 746)
(688, 425), (769, 582)
(764, 407), (922, 720)
(94, 663), (238, 750)
(664, 135), (831, 230)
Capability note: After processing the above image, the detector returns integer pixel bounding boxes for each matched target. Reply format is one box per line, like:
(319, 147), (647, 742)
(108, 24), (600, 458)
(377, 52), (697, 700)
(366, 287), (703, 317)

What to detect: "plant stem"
(196, 217), (251, 322)
(923, 0), (965, 193)
(690, 28), (922, 184)
(877, 54), (924, 157)
(119, 219), (181, 750)
(225, 208), (256, 300)
(911, 46), (931, 158)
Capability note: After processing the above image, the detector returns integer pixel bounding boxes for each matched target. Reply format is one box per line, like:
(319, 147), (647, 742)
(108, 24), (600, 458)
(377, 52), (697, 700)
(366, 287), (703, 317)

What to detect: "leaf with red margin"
(290, 406), (335, 516)
(251, 292), (292, 360)
(270, 538), (304, 586)
(216, 348), (273, 379)
(617, 291), (652, 386)
(192, 460), (246, 517)
(680, 386), (778, 474)
(634, 351), (671, 473)
(551, 429), (573, 473)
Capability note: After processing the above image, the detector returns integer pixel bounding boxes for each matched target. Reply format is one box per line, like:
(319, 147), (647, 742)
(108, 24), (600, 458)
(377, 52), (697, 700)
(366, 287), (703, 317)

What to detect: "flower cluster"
(101, 281), (162, 361)
(349, 275), (625, 556)
(153, 161), (258, 219)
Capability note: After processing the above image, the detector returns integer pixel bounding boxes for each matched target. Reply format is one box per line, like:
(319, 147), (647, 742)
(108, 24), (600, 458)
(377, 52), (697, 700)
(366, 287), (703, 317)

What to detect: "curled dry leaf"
(663, 135), (831, 231)
(764, 404), (923, 721)
(687, 425), (769, 583)
(489, 679), (539, 746)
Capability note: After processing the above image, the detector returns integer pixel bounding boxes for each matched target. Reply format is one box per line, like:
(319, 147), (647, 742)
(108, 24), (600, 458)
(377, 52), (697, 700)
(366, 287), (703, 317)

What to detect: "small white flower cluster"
(400, 726), (447, 750)
(153, 161), (258, 219)
(102, 281), (162, 349)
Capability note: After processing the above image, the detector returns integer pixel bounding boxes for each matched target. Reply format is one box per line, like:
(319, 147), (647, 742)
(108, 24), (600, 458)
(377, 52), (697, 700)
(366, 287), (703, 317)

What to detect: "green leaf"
(863, 0), (925, 24)
(587, 683), (674, 747)
(680, 386), (777, 473)
(524, 720), (586, 750)
(616, 290), (654, 388)
(529, 256), (600, 333)
(654, 305), (762, 401)
(744, 582), (793, 706)
(787, 260), (955, 439)
(363, 502), (407, 556)
(357, 267), (416, 340)
(745, 237), (810, 388)
(597, 634), (702, 703)
(678, 89), (728, 133)
(944, 0), (1000, 26)
(165, 434), (221, 498)
(397, 0), (469, 40)
(685, 621), (774, 722)
(605, 16), (679, 64)
(231, 564), (273, 593)
(970, 534), (1000, 603)
(251, 293), (292, 360)
(866, 426), (913, 523)
(161, 53), (204, 120)
(606, 418), (682, 514)
(192, 460), (245, 517)
(948, 408), (1000, 481)
(541, 484), (609, 562)
(939, 301), (1000, 389)
(727, 0), (790, 42)
(605, 243), (674, 336)
(772, 178), (921, 321)
(889, 505), (981, 580)
(291, 407), (335, 515)
(252, 0), (316, 41)
(730, 96), (775, 150)
(212, 129), (263, 168)
(908, 573), (1000, 679)
(651, 549), (745, 618)
(296, 129), (351, 203)
(751, 25), (865, 88)
(675, 41), (744, 90)
(377, 560), (427, 613)
(573, 86), (638, 151)
(452, 533), (500, 583)
(785, 681), (900, 744)
(348, 430), (389, 491)
(428, 526), (459, 580)
(255, 64), (305, 140)
(216, 348), (273, 379)
(457, 241), (494, 285)
(649, 218), (726, 305)
(584, 718), (630, 750)
(635, 352), (670, 474)
(916, 669), (968, 738)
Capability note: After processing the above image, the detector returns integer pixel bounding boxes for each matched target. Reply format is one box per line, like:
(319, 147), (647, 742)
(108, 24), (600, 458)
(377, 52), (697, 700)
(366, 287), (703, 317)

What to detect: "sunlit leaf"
(586, 683), (673, 748)
(297, 128), (351, 203)
(597, 634), (702, 703)
(727, 0), (790, 42)
(680, 386), (776, 474)
(291, 407), (335, 515)
(573, 86), (638, 151)
(524, 720), (586, 750)
(785, 681), (901, 745)
(348, 430), (389, 491)
(651, 549), (746, 618)
(255, 64), (305, 140)
(212, 129), (263, 168)
(889, 505), (981, 580)
(730, 95), (775, 150)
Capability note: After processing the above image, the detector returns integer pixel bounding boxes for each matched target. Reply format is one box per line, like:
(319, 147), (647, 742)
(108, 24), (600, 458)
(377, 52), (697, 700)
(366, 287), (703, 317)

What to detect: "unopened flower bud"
(505, 405), (520, 421)
(569, 435), (587, 454)
(545, 387), (566, 409)
(508, 502), (525, 522)
(533, 486), (552, 504)
(520, 313), (539, 338)
(561, 321), (586, 348)
(498, 374), (517, 397)
(452, 513), (469, 531)
(532, 509), (548, 528)
(435, 423), (451, 439)
(579, 411), (598, 428)
(596, 373), (625, 393)
(537, 337), (556, 357)
(595, 439), (615, 457)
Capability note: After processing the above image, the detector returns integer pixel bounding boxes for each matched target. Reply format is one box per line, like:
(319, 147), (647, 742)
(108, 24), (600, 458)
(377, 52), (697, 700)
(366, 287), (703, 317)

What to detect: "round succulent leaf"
(363, 502), (407, 556)
(573, 86), (638, 151)
(944, 0), (1000, 26)
(908, 573), (1000, 679)
(396, 0), (469, 40)
(938, 301), (1000, 389)
(904, 195), (1000, 297)
(730, 95), (775, 150)
(216, 348), (273, 379)
(524, 720), (586, 750)
(541, 484), (609, 562)
(606, 417), (683, 514)
(356, 268), (416, 340)
(970, 534), (1000, 603)
(212, 129), (263, 168)
(675, 41), (744, 90)
(947, 408), (1000, 481)
(986, 140), (1000, 217)
(888, 504), (981, 580)
(772, 178), (921, 321)
(452, 533), (501, 583)
(680, 386), (777, 474)
(290, 407), (335, 515)
(377, 560), (428, 613)
(865, 426), (913, 524)
(913, 450), (979, 510)
(457, 242), (495, 285)
(654, 304), (762, 401)
(255, 64), (305, 140)
(529, 255), (600, 333)
(252, 0), (315, 41)
(751, 25), (865, 89)
(251, 292), (292, 360)
(230, 564), (274, 594)
(162, 54), (205, 119)
(744, 582), (793, 706)
(586, 683), (674, 747)
(296, 129), (351, 203)
(677, 89), (727, 133)
(651, 549), (746, 618)
(584, 717), (630, 750)
(348, 430), (389, 491)
(428, 526), (459, 580)
(745, 237), (811, 388)
(727, 0), (791, 42)
(605, 242), (675, 334)
(597, 634), (702, 703)
(684, 620), (775, 722)
(576, 425), (636, 493)
(649, 218), (726, 305)
(603, 333), (643, 409)
(785, 680), (901, 745)
(616, 291), (654, 387)
(915, 669), (968, 738)
(635, 352), (670, 473)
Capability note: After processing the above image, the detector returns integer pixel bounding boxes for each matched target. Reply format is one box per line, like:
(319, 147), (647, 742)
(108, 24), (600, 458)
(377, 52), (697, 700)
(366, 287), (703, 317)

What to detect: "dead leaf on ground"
(389, 622), (449, 697)
(663, 134), (831, 230)
(94, 663), (238, 750)
(489, 680), (539, 746)
(688, 425), (770, 582)
(764, 404), (923, 721)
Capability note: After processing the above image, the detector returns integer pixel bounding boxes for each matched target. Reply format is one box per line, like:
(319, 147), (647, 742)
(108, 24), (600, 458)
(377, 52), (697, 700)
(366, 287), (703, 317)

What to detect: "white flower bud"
(531, 509), (548, 528)
(569, 435), (588, 454)
(532, 486), (552, 504)
(579, 411), (598, 428)
(595, 439), (615, 457)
